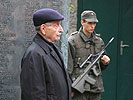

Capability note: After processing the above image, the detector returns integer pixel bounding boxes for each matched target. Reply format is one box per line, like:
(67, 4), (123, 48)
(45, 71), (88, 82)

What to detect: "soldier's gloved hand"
(101, 55), (110, 65)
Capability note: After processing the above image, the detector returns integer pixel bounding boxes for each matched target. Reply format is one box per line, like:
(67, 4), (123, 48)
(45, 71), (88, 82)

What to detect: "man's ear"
(40, 24), (46, 34)
(81, 20), (84, 25)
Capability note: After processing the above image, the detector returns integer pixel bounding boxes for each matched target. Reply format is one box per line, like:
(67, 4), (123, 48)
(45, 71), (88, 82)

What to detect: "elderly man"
(68, 10), (110, 100)
(20, 8), (71, 100)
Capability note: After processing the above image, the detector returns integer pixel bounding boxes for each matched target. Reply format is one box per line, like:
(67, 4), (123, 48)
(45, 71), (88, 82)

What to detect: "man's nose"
(59, 25), (63, 33)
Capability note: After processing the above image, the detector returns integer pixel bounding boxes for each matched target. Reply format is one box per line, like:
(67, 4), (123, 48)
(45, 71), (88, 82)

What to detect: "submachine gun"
(72, 37), (114, 93)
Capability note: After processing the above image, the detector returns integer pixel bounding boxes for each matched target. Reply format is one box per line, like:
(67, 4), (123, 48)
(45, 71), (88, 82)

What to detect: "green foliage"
(69, 4), (75, 11)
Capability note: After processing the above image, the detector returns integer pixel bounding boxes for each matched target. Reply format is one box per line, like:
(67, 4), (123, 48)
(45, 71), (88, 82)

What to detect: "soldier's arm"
(99, 37), (110, 70)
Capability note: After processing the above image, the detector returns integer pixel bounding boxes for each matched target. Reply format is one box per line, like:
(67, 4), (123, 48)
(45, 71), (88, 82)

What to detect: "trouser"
(72, 90), (102, 100)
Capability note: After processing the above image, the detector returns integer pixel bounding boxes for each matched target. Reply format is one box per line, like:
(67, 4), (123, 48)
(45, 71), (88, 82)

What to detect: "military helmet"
(81, 10), (98, 22)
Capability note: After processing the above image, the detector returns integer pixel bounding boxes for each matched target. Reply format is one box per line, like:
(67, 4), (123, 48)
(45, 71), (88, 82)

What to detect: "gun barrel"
(109, 37), (114, 43)
(103, 37), (114, 51)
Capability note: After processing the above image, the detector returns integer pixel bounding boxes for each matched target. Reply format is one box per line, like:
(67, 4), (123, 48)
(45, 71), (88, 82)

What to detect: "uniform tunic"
(68, 28), (108, 94)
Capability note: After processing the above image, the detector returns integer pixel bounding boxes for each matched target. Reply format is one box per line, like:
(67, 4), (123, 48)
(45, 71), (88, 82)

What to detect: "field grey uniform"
(67, 27), (108, 100)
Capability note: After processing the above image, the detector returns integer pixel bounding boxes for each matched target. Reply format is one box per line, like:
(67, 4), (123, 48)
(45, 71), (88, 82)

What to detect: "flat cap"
(33, 8), (64, 26)
(81, 10), (98, 22)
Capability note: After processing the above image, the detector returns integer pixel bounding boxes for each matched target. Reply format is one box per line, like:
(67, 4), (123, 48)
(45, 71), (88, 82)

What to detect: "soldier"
(67, 10), (110, 100)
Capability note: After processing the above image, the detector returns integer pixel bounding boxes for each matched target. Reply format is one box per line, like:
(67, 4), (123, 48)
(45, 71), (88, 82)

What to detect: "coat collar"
(33, 33), (64, 67)
(33, 33), (51, 54)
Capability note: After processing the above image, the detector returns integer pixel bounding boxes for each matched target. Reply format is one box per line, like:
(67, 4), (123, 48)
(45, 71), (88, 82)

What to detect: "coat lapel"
(50, 49), (63, 67)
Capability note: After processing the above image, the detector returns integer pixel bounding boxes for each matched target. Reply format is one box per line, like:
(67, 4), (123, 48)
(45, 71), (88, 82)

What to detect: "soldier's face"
(42, 21), (63, 43)
(81, 20), (96, 34)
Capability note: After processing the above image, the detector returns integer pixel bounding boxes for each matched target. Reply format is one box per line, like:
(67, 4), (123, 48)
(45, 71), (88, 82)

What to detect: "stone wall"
(68, 0), (77, 36)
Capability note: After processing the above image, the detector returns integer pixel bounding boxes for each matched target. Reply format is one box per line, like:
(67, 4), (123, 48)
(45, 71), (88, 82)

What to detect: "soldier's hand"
(101, 55), (110, 65)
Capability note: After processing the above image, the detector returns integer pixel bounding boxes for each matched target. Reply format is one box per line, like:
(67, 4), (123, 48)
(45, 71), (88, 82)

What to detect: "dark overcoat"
(20, 34), (71, 100)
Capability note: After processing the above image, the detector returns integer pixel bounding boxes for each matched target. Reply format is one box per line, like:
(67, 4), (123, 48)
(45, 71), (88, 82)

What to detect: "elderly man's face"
(42, 21), (63, 43)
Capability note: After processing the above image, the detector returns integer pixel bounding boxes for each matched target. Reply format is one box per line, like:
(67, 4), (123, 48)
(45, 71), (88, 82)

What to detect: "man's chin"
(58, 37), (60, 40)
(90, 30), (94, 33)
(56, 37), (60, 41)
